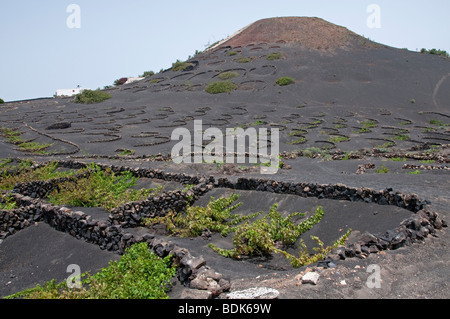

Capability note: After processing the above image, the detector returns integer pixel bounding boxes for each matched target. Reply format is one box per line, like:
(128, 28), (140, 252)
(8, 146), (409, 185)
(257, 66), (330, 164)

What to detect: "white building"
(55, 86), (89, 97)
(125, 77), (145, 85)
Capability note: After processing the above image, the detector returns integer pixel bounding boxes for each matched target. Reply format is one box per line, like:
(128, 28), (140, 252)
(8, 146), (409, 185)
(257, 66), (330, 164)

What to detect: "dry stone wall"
(0, 160), (447, 298)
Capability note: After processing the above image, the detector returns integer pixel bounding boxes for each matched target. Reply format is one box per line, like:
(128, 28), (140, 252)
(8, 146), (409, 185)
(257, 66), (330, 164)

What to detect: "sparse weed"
(47, 164), (162, 211)
(267, 52), (282, 61)
(276, 77), (295, 86)
(376, 164), (390, 174)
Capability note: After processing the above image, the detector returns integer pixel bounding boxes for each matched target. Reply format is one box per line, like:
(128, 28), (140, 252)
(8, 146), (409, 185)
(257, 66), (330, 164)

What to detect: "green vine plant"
(207, 204), (349, 268)
(275, 231), (352, 268)
(145, 193), (351, 268)
(211, 204), (351, 268)
(144, 194), (261, 237)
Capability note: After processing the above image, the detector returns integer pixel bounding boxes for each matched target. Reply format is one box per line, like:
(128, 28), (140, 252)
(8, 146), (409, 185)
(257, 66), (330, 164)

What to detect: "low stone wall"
(337, 208), (447, 260)
(0, 194), (222, 291)
(0, 193), (43, 239)
(1, 160), (447, 298)
(219, 177), (427, 213)
(108, 183), (214, 227)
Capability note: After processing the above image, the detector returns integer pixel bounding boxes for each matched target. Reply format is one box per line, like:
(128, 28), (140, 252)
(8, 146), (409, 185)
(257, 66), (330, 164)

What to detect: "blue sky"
(1, 0), (449, 102)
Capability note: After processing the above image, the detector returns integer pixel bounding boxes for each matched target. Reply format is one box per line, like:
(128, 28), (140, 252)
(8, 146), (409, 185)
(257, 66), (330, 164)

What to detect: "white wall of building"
(55, 88), (89, 97)
(125, 77), (145, 85)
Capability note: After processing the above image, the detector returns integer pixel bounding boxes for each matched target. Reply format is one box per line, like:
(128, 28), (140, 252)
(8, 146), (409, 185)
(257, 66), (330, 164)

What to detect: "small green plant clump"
(205, 81), (238, 94)
(376, 164), (390, 174)
(276, 77), (295, 86)
(0, 127), (53, 154)
(393, 134), (410, 141)
(288, 135), (307, 145)
(0, 161), (76, 191)
(172, 60), (195, 72)
(48, 164), (161, 211)
(141, 71), (155, 77)
(420, 48), (449, 58)
(361, 120), (377, 129)
(218, 71), (240, 80)
(390, 157), (407, 162)
(0, 193), (17, 210)
(0, 98), (4, 104)
(75, 89), (112, 104)
(301, 147), (326, 158)
(328, 135), (350, 143)
(6, 243), (176, 299)
(236, 57), (252, 63)
(267, 52), (283, 61)
(429, 119), (445, 126)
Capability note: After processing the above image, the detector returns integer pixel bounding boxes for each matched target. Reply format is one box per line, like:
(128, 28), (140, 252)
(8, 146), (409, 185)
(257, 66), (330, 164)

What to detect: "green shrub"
(361, 120), (377, 129)
(393, 134), (409, 141)
(430, 119), (444, 126)
(172, 60), (195, 72)
(0, 161), (76, 191)
(328, 135), (350, 143)
(141, 71), (155, 77)
(236, 57), (252, 63)
(209, 205), (325, 259)
(301, 147), (323, 158)
(376, 164), (390, 174)
(48, 164), (162, 211)
(230, 218), (275, 257)
(205, 81), (238, 94)
(267, 52), (282, 61)
(0, 127), (53, 154)
(287, 136), (307, 145)
(0, 98), (4, 104)
(276, 77), (295, 86)
(6, 243), (176, 299)
(0, 193), (17, 210)
(145, 193), (261, 237)
(75, 89), (111, 104)
(420, 48), (449, 58)
(218, 71), (240, 80)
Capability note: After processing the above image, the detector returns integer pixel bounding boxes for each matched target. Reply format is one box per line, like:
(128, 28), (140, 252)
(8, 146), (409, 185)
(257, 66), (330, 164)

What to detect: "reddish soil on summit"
(216, 17), (361, 50)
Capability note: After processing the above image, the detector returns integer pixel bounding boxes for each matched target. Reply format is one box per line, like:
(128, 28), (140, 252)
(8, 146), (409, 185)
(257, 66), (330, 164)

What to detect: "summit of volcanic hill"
(210, 16), (378, 51)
